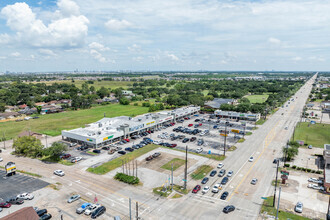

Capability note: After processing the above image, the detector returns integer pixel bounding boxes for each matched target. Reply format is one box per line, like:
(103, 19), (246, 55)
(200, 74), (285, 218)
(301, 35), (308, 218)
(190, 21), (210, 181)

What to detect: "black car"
(195, 119), (200, 122)
(118, 150), (126, 155)
(125, 147), (134, 152)
(210, 170), (217, 177)
(182, 138), (189, 143)
(201, 177), (209, 184)
(102, 146), (110, 150)
(220, 191), (229, 200)
(91, 206), (106, 219)
(273, 159), (278, 164)
(93, 149), (101, 154)
(221, 177), (229, 185)
(40, 213), (52, 220)
(223, 205), (235, 213)
(36, 209), (47, 216)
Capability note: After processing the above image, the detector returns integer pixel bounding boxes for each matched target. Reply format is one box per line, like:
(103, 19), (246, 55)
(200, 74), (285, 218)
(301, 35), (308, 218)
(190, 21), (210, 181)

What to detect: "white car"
(307, 183), (318, 188)
(217, 163), (224, 169)
(295, 202), (303, 213)
(84, 204), (100, 215)
(71, 157), (82, 163)
(0, 157), (3, 162)
(17, 193), (34, 200)
(248, 157), (254, 162)
(227, 170), (234, 177)
(212, 184), (221, 193)
(251, 178), (258, 185)
(54, 170), (65, 176)
(308, 178), (322, 184)
(196, 148), (203, 153)
(202, 186), (210, 194)
(200, 132), (205, 136)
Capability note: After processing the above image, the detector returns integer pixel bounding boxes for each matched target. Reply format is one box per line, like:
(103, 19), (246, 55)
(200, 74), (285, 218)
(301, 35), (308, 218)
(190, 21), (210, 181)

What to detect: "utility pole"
(242, 122), (246, 139)
(129, 198), (132, 220)
(276, 187), (282, 220)
(132, 160), (135, 177)
(273, 160), (279, 207)
(184, 145), (188, 190)
(136, 202), (139, 220)
(3, 132), (5, 149)
(283, 142), (289, 167)
(171, 163), (173, 191)
(224, 122), (227, 157)
(122, 160), (124, 173)
(136, 160), (138, 178)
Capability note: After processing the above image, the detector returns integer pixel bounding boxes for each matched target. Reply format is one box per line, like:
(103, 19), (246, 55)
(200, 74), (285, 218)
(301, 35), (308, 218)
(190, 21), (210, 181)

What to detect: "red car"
(188, 124), (193, 127)
(125, 138), (130, 142)
(192, 185), (201, 193)
(0, 202), (11, 208)
(170, 122), (175, 125)
(199, 123), (202, 126)
(60, 154), (71, 159)
(170, 144), (177, 148)
(147, 131), (151, 134)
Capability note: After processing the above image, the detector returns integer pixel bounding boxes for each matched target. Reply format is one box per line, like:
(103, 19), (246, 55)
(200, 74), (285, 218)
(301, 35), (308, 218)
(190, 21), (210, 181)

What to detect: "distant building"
(214, 110), (260, 121)
(321, 101), (330, 112)
(122, 90), (135, 96)
(0, 112), (20, 120)
(204, 98), (236, 109)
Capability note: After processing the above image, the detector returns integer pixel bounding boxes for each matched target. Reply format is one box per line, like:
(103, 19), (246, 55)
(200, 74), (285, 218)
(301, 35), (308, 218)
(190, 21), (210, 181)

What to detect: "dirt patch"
(138, 152), (197, 177)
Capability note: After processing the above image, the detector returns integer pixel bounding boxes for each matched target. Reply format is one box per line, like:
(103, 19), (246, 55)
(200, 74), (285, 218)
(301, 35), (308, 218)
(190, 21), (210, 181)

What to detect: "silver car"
(295, 202), (303, 213)
(76, 203), (91, 214)
(67, 194), (81, 203)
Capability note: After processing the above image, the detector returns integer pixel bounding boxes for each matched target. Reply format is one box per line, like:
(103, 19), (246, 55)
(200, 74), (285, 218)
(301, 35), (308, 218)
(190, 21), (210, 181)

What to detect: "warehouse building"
(214, 110), (260, 121)
(61, 106), (200, 148)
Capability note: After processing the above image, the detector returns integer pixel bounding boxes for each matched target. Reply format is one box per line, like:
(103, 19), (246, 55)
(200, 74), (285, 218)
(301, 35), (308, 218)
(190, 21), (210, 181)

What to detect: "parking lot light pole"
(184, 145), (188, 190)
(273, 160), (279, 207)
(224, 123), (227, 157)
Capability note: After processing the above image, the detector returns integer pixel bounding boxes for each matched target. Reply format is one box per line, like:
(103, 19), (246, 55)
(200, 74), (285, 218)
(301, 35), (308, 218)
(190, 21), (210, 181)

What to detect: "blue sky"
(0, 0), (330, 72)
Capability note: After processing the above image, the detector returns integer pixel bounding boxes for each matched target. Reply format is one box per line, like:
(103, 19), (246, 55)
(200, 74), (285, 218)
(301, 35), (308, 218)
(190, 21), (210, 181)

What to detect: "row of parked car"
(117, 138), (154, 155)
(0, 193), (34, 213)
(35, 208), (52, 220)
(67, 194), (107, 219)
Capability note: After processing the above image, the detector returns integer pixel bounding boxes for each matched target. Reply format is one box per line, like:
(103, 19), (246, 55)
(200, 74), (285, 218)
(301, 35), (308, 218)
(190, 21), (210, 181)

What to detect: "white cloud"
(10, 52), (21, 57)
(1, 1), (89, 48)
(268, 37), (281, 44)
(133, 56), (143, 62)
(88, 42), (109, 51)
(292, 56), (302, 61)
(90, 49), (106, 62)
(57, 0), (80, 16)
(105, 19), (132, 31)
(0, 34), (10, 44)
(165, 53), (179, 61)
(128, 44), (141, 53)
(38, 49), (57, 56)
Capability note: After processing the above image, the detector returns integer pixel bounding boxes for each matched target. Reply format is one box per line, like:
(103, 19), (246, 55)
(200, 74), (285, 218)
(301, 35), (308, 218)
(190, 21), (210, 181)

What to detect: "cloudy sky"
(0, 0), (330, 72)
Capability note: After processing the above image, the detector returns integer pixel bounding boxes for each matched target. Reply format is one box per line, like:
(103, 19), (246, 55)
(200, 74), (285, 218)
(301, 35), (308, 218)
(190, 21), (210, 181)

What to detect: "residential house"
(204, 98), (236, 109)
(0, 112), (20, 120)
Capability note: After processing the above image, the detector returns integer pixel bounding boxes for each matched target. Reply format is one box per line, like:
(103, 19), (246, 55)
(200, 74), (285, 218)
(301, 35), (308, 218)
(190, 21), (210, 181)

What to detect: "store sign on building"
(129, 124), (144, 132)
(103, 135), (114, 141)
(146, 121), (155, 126)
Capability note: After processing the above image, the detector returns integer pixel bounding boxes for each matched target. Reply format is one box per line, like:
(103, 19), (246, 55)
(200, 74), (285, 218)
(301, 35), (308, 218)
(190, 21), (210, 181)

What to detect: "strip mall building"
(61, 106), (200, 148)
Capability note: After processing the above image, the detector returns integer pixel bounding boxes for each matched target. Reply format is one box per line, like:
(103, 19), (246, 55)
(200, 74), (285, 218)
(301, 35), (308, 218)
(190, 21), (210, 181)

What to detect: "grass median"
(87, 144), (159, 175)
(260, 196), (310, 220)
(161, 158), (185, 171)
(191, 165), (213, 180)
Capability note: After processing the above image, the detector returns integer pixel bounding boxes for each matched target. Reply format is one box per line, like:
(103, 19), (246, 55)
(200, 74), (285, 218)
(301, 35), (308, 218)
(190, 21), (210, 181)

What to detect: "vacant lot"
(34, 80), (135, 90)
(246, 94), (269, 103)
(161, 158), (185, 171)
(293, 122), (330, 147)
(1, 104), (149, 139)
(87, 144), (159, 175)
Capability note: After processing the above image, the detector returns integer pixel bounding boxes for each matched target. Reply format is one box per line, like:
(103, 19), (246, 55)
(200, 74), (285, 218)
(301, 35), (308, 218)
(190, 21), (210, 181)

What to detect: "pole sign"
(261, 197), (268, 200)
(281, 171), (289, 176)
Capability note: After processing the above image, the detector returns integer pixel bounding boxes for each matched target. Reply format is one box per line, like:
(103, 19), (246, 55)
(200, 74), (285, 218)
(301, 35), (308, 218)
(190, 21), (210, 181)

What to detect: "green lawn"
(190, 165), (213, 180)
(87, 144), (159, 174)
(0, 104), (149, 139)
(293, 122), (330, 148)
(34, 80), (135, 90)
(260, 196), (311, 220)
(246, 94), (269, 103)
(161, 158), (185, 171)
(256, 118), (266, 125)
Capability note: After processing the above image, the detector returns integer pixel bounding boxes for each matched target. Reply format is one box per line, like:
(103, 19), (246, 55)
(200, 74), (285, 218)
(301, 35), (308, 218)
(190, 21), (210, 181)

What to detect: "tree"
(0, 103), (5, 112)
(36, 106), (42, 114)
(97, 87), (110, 99)
(13, 136), (43, 158)
(43, 142), (67, 158)
(282, 145), (299, 161)
(119, 97), (130, 105)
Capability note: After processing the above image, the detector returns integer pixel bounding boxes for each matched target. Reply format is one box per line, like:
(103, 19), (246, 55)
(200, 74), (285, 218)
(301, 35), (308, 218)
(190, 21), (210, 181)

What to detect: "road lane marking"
(227, 120), (281, 201)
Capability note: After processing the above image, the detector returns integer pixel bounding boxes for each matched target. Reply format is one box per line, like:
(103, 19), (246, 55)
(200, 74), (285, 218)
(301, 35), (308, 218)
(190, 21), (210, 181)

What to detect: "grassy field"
(260, 196), (311, 220)
(190, 165), (213, 180)
(0, 104), (149, 139)
(161, 158), (185, 171)
(87, 144), (159, 174)
(293, 122), (330, 147)
(34, 80), (135, 90)
(246, 94), (269, 103)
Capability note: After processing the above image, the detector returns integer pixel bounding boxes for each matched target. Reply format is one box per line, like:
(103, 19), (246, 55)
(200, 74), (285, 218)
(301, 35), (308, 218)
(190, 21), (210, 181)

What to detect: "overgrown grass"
(256, 119), (266, 125)
(173, 184), (188, 194)
(293, 122), (330, 148)
(0, 104), (149, 139)
(238, 138), (245, 143)
(260, 196), (310, 220)
(161, 158), (185, 171)
(191, 165), (213, 180)
(246, 94), (269, 103)
(153, 186), (172, 197)
(87, 144), (159, 174)
(228, 146), (237, 151)
(172, 193), (183, 199)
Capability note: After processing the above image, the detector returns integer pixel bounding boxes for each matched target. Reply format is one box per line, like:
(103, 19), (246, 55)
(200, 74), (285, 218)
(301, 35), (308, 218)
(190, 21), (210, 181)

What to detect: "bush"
(284, 164), (290, 167)
(296, 167), (302, 170)
(301, 168), (306, 171)
(142, 102), (150, 107)
(316, 170), (323, 174)
(311, 170), (316, 173)
(307, 169), (312, 172)
(292, 165), (297, 169)
(114, 173), (139, 185)
(134, 103), (138, 106)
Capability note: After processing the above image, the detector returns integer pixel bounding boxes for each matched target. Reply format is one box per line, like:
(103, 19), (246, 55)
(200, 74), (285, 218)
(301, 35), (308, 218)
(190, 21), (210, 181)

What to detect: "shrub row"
(290, 166), (322, 174)
(114, 173), (140, 185)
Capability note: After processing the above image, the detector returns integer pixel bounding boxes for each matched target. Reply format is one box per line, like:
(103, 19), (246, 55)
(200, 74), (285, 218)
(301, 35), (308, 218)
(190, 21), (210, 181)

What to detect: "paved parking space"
(0, 170), (49, 202)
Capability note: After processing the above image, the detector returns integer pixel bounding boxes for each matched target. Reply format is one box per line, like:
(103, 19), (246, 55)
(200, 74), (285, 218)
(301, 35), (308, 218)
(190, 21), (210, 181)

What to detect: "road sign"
(220, 133), (228, 137)
(261, 197), (268, 200)
(281, 175), (288, 180)
(231, 129), (240, 133)
(281, 171), (289, 176)
(182, 179), (187, 182)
